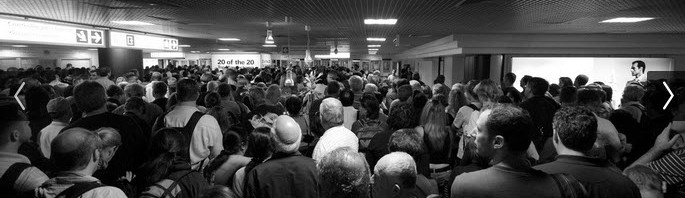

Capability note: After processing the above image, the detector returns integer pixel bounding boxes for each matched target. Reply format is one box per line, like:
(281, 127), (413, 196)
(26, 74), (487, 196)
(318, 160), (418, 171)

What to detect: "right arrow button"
(663, 81), (674, 110)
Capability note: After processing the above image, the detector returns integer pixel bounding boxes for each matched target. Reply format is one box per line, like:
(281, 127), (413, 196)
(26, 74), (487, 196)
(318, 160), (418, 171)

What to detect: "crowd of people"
(0, 61), (684, 198)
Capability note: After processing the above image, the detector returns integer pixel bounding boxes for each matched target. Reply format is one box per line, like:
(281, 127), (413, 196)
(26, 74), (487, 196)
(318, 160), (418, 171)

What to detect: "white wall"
(0, 47), (98, 70)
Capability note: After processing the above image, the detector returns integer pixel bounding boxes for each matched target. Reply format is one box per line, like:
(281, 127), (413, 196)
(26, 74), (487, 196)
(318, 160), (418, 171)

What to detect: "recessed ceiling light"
(600, 17), (654, 23)
(217, 49), (230, 51)
(367, 38), (386, 42)
(11, 45), (28, 47)
(87, 48), (98, 51)
(369, 48), (379, 51)
(218, 38), (241, 41)
(364, 19), (397, 25)
(190, 51), (200, 53)
(368, 45), (381, 48)
(262, 44), (277, 47)
(178, 45), (191, 47)
(369, 51), (378, 55)
(111, 21), (155, 25)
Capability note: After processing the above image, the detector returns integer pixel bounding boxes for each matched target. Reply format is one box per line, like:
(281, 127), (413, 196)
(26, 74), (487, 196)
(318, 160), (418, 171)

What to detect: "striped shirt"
(649, 148), (685, 190)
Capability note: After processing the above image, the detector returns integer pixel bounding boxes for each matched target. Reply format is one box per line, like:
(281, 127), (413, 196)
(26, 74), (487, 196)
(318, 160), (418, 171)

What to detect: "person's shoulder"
(85, 186), (127, 198)
(533, 161), (563, 173)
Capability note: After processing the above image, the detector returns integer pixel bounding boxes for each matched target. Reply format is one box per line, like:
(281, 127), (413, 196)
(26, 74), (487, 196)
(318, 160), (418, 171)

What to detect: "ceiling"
(1, 0), (684, 57)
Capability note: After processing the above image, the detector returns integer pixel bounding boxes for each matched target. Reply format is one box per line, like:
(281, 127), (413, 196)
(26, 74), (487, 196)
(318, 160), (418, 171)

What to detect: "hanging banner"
(0, 17), (105, 47)
(110, 31), (178, 51)
(212, 54), (262, 68)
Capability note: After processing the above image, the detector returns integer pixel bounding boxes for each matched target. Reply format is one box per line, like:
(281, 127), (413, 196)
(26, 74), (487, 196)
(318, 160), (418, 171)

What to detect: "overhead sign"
(110, 31), (178, 51)
(0, 18), (105, 47)
(212, 54), (262, 68)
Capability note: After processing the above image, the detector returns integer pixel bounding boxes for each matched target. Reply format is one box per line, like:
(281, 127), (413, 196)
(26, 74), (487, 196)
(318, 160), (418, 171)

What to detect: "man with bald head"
(35, 128), (126, 198)
(312, 98), (359, 163)
(244, 115), (319, 198)
(0, 101), (48, 197)
(112, 83), (163, 125)
(318, 147), (371, 198)
(373, 152), (427, 198)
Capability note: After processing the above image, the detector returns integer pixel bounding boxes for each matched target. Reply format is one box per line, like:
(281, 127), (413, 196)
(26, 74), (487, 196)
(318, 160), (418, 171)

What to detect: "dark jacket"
(535, 155), (641, 198)
(244, 152), (319, 198)
(519, 95), (560, 151)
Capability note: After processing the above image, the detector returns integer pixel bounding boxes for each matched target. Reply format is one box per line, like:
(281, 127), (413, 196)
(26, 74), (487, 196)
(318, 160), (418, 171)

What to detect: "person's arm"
(628, 123), (681, 168)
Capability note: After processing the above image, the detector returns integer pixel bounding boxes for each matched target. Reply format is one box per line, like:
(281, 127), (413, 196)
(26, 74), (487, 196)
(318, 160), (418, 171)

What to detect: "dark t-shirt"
(152, 98), (168, 113)
(519, 96), (561, 151)
(535, 155), (641, 198)
(62, 112), (149, 185)
(451, 164), (561, 198)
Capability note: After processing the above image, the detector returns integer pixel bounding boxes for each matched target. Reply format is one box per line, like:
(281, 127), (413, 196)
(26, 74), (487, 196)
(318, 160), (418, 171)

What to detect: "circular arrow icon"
(14, 82), (25, 110)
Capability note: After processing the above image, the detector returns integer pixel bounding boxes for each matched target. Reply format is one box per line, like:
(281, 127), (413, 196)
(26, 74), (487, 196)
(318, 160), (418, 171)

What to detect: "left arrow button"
(14, 82), (25, 110)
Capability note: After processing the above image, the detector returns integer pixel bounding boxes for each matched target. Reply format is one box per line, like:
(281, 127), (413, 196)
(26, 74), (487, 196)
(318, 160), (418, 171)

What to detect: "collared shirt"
(535, 155), (641, 198)
(34, 172), (126, 198)
(244, 152), (319, 198)
(0, 152), (49, 194)
(313, 125), (359, 163)
(39, 121), (68, 158)
(164, 103), (223, 170)
(451, 164), (561, 198)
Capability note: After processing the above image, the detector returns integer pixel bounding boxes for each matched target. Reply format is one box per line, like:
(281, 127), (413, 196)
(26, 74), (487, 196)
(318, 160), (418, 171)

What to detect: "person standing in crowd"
(62, 81), (148, 185)
(520, 77), (560, 152)
(204, 131), (250, 186)
(535, 106), (641, 198)
(94, 67), (114, 89)
(244, 115), (319, 198)
(451, 105), (565, 198)
(0, 102), (49, 197)
(501, 72), (517, 91)
(35, 128), (127, 198)
(162, 79), (223, 170)
(106, 85), (125, 112)
(519, 75), (532, 94)
(619, 85), (647, 123)
(352, 93), (389, 153)
(123, 97), (153, 138)
(387, 128), (439, 197)
(231, 127), (272, 198)
(340, 89), (358, 130)
(372, 152), (427, 198)
(559, 77), (574, 88)
(39, 97), (72, 159)
(575, 74), (590, 88)
(134, 128), (209, 198)
(145, 72), (163, 102)
(317, 147), (371, 198)
(312, 98), (359, 163)
(623, 165), (666, 198)
(112, 83), (163, 125)
(151, 81), (169, 112)
(218, 83), (244, 119)
(349, 75), (364, 109)
(419, 95), (453, 195)
(628, 60), (648, 87)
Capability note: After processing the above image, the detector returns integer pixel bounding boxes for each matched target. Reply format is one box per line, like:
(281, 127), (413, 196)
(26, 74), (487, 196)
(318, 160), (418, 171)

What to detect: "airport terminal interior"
(1, 0), (685, 198)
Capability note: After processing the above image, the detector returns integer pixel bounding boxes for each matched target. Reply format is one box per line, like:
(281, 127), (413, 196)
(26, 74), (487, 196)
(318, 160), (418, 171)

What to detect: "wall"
(98, 48), (143, 78)
(0, 47), (99, 70)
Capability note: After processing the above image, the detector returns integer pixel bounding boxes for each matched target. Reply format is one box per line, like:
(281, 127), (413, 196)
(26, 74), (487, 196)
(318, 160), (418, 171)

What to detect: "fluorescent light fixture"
(111, 21), (155, 25)
(368, 45), (381, 48)
(74, 53), (90, 59)
(150, 52), (184, 58)
(178, 45), (191, 47)
(369, 51), (377, 55)
(217, 49), (230, 51)
(262, 44), (277, 47)
(364, 19), (398, 25)
(190, 51), (200, 53)
(600, 17), (654, 23)
(367, 38), (386, 42)
(315, 53), (350, 59)
(369, 48), (379, 51)
(218, 38), (241, 41)
(87, 48), (98, 51)
(11, 45), (28, 47)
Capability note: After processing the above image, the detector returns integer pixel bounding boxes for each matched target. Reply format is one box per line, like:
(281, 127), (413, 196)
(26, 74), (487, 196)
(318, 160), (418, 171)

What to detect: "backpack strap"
(56, 182), (106, 198)
(159, 170), (196, 198)
(182, 111), (205, 139)
(0, 163), (32, 195)
(466, 104), (480, 111)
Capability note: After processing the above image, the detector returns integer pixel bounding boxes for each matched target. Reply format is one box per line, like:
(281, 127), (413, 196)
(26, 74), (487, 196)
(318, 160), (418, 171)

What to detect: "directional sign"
(76, 29), (88, 43)
(126, 35), (135, 46)
(14, 82), (25, 110)
(664, 81), (674, 110)
(282, 47), (289, 54)
(90, 31), (103, 44)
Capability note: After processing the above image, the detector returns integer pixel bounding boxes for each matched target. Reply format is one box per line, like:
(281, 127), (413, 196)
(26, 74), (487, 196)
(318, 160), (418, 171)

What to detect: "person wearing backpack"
(160, 79), (223, 171)
(134, 128), (209, 198)
(351, 93), (388, 153)
(35, 127), (126, 198)
(0, 101), (49, 197)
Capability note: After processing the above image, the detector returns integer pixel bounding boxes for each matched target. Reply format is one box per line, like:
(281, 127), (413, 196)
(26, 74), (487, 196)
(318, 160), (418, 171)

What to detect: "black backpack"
(153, 111), (205, 167)
(0, 163), (33, 197)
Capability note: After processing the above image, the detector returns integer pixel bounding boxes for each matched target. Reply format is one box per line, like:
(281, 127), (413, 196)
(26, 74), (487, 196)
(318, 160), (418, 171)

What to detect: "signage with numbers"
(110, 31), (178, 51)
(0, 17), (105, 47)
(212, 54), (262, 68)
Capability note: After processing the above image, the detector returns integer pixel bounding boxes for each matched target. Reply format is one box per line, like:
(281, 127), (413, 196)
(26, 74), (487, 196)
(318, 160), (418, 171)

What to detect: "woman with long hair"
(204, 131), (250, 186)
(418, 94), (452, 196)
(134, 128), (209, 198)
(231, 127), (273, 198)
(446, 84), (467, 121)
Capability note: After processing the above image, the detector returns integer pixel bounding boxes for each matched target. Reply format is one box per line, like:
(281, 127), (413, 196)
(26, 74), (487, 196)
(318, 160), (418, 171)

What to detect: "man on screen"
(628, 60), (647, 87)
